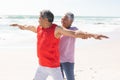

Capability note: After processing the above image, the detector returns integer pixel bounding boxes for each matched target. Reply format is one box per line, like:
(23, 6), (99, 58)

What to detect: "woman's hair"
(65, 12), (74, 21)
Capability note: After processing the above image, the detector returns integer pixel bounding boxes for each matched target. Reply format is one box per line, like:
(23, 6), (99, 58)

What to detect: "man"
(10, 10), (108, 80)
(59, 12), (78, 80)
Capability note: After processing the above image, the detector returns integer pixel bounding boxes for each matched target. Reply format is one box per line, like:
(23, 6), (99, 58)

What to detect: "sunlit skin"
(61, 15), (90, 39)
(61, 15), (73, 29)
(10, 14), (109, 40)
(38, 16), (52, 28)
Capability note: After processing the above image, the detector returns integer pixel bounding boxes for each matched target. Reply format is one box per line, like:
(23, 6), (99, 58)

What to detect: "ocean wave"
(0, 15), (120, 33)
(0, 15), (38, 19)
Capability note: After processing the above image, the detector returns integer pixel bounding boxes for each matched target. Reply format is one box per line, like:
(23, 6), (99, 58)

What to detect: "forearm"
(75, 31), (90, 38)
(17, 24), (37, 33)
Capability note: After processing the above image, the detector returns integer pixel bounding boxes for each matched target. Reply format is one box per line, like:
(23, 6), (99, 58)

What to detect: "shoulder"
(70, 26), (78, 30)
(37, 25), (41, 30)
(52, 23), (58, 27)
(55, 25), (68, 35)
(54, 25), (63, 38)
(55, 25), (63, 32)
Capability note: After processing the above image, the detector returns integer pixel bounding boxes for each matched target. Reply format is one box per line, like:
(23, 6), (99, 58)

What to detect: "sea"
(0, 15), (120, 48)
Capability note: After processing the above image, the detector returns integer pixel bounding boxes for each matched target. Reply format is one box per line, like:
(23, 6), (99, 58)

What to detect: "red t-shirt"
(37, 24), (60, 68)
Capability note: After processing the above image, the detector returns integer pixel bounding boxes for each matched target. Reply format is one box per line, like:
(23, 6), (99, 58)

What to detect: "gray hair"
(40, 10), (54, 22)
(65, 12), (74, 21)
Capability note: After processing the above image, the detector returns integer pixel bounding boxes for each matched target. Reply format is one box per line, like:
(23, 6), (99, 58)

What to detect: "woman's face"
(61, 15), (72, 28)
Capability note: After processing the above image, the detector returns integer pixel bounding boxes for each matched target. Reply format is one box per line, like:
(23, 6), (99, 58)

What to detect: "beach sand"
(0, 31), (120, 80)
(75, 31), (120, 80)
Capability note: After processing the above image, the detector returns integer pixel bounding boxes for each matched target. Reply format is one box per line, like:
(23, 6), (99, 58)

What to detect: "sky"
(0, 0), (120, 16)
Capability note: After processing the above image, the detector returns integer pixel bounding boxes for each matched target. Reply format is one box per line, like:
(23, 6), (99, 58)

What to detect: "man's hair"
(65, 12), (74, 21)
(40, 10), (54, 22)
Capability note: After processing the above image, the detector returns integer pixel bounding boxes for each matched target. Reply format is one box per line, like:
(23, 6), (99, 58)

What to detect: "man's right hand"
(10, 24), (26, 30)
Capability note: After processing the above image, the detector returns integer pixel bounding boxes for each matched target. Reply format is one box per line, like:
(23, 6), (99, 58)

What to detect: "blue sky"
(0, 0), (120, 16)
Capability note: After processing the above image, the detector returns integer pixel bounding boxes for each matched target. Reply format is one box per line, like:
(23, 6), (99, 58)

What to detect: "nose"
(61, 19), (64, 23)
(61, 17), (64, 21)
(38, 18), (41, 23)
(39, 17), (41, 20)
(61, 17), (65, 22)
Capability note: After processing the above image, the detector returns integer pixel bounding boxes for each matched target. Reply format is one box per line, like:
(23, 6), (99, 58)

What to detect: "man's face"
(61, 15), (72, 28)
(38, 15), (48, 27)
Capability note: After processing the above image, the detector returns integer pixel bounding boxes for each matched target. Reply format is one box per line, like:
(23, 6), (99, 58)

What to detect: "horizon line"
(0, 15), (120, 18)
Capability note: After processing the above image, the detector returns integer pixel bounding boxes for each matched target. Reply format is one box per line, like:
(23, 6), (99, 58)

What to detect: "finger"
(10, 24), (15, 26)
(101, 35), (109, 38)
(10, 24), (17, 26)
(104, 36), (109, 38)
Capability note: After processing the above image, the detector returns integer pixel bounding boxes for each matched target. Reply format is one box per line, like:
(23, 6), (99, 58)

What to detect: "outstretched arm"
(75, 31), (109, 40)
(55, 26), (109, 40)
(10, 24), (37, 33)
(90, 34), (109, 40)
